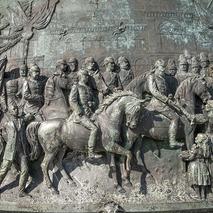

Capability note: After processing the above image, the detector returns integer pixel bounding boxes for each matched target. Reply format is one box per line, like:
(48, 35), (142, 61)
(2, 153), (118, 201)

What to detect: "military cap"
(178, 55), (188, 65)
(20, 63), (28, 70)
(208, 53), (213, 63)
(56, 59), (67, 66)
(183, 49), (192, 59)
(167, 59), (176, 69)
(30, 63), (40, 72)
(68, 57), (78, 64)
(84, 57), (95, 65)
(154, 59), (166, 68)
(103, 57), (115, 66)
(117, 56), (129, 65)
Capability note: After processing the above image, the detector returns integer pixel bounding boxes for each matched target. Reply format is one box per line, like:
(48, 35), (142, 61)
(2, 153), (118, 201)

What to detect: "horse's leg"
(121, 156), (132, 188)
(107, 153), (126, 194)
(133, 136), (158, 190)
(42, 150), (58, 194)
(56, 145), (76, 187)
(106, 143), (132, 173)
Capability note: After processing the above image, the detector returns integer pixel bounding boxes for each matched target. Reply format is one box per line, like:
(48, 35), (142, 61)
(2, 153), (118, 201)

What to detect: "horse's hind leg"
(56, 145), (76, 187)
(42, 150), (58, 194)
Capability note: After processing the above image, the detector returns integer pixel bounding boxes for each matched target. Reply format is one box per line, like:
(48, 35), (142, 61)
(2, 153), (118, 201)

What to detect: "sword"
(207, 0), (213, 9)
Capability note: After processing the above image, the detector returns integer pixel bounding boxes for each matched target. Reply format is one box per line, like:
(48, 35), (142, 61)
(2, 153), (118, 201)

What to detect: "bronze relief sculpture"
(0, 0), (212, 212)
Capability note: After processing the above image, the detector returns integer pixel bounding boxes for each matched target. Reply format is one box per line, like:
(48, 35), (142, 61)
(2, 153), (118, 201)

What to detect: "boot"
(169, 119), (184, 148)
(19, 190), (32, 198)
(87, 128), (102, 160)
(88, 146), (102, 160)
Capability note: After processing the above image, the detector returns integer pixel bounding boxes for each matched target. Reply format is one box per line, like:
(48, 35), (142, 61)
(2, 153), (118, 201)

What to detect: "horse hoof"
(170, 143), (184, 149)
(67, 180), (77, 187)
(115, 185), (126, 194)
(124, 181), (133, 188)
(51, 189), (59, 195)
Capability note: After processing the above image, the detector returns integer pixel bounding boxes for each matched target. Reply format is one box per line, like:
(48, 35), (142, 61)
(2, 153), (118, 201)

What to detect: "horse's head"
(193, 77), (211, 104)
(125, 99), (143, 129)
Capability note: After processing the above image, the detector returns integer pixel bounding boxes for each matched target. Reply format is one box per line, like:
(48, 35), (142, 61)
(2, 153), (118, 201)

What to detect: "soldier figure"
(67, 57), (79, 85)
(83, 57), (106, 105)
(200, 52), (210, 77)
(42, 59), (71, 120)
(179, 133), (212, 200)
(117, 56), (134, 88)
(69, 69), (101, 159)
(176, 55), (194, 84)
(165, 59), (178, 96)
(0, 103), (30, 197)
(184, 49), (192, 68)
(147, 59), (183, 148)
(191, 56), (201, 75)
(6, 64), (28, 110)
(102, 57), (123, 97)
(23, 64), (44, 121)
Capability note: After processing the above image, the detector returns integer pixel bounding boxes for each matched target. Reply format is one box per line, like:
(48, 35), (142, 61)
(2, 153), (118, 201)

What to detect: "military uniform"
(69, 71), (100, 158)
(102, 71), (123, 95)
(23, 78), (44, 121)
(147, 60), (181, 148)
(0, 111), (29, 196)
(176, 55), (194, 85)
(42, 74), (71, 120)
(4, 77), (26, 110)
(200, 52), (210, 77)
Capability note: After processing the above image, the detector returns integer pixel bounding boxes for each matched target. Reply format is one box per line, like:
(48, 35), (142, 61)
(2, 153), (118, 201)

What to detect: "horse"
(126, 76), (211, 150)
(116, 76), (211, 186)
(26, 91), (145, 193)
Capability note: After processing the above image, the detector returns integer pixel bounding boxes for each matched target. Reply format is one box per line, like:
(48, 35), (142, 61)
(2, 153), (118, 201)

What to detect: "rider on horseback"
(42, 59), (71, 120)
(22, 64), (44, 121)
(69, 69), (102, 160)
(147, 59), (183, 148)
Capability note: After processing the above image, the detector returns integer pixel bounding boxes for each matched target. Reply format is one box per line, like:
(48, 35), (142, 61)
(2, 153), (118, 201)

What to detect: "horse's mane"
(93, 91), (138, 116)
(175, 76), (200, 99)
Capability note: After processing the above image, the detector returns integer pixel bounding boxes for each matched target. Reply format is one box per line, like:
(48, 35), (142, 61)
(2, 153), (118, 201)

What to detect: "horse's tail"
(26, 121), (42, 161)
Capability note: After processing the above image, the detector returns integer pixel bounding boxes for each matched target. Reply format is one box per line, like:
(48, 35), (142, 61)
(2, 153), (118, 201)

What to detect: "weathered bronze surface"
(0, 0), (213, 212)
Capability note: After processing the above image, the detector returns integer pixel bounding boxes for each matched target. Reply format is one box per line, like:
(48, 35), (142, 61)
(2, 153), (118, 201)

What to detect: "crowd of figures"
(0, 49), (212, 199)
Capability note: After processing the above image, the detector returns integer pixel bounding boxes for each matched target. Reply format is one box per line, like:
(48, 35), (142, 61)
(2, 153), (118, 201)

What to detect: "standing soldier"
(179, 133), (212, 200)
(23, 63), (44, 121)
(42, 59), (71, 120)
(200, 52), (210, 77)
(69, 69), (101, 160)
(117, 56), (134, 88)
(4, 63), (28, 112)
(0, 103), (30, 197)
(102, 57), (123, 97)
